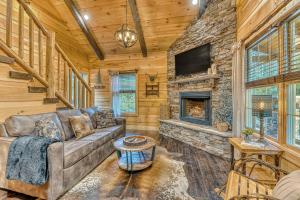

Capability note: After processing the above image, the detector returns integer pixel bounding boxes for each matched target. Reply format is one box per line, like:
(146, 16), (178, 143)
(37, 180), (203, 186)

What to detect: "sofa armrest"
(115, 117), (126, 137)
(47, 142), (64, 200)
(115, 117), (126, 126)
(0, 137), (64, 200)
(0, 137), (16, 188)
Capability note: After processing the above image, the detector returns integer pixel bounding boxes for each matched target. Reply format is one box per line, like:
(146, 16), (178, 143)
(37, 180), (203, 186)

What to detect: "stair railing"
(1, 0), (93, 108)
(55, 43), (93, 109)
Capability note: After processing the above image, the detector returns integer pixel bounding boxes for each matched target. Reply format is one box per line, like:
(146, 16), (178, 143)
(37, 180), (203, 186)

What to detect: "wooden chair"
(217, 157), (289, 200)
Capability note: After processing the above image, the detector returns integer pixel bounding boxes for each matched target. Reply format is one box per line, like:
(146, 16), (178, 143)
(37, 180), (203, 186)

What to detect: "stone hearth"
(159, 120), (232, 158)
(160, 120), (232, 159)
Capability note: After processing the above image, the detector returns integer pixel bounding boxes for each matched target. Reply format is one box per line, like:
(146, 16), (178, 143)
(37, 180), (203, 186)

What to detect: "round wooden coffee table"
(113, 136), (156, 172)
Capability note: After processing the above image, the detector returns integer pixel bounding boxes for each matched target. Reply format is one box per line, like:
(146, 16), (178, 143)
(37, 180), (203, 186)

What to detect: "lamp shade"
(252, 95), (273, 117)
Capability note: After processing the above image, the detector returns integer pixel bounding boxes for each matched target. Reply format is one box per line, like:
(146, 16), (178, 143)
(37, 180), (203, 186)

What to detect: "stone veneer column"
(167, 0), (236, 128)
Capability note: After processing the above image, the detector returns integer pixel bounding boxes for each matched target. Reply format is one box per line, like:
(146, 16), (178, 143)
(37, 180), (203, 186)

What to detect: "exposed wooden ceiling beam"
(64, 0), (104, 60)
(128, 0), (147, 57)
(198, 0), (207, 18)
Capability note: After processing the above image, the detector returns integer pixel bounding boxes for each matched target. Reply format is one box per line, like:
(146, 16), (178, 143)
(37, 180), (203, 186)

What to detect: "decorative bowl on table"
(123, 135), (148, 146)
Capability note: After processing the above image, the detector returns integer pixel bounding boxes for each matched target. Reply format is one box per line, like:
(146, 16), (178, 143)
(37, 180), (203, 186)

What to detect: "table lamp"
(252, 95), (273, 143)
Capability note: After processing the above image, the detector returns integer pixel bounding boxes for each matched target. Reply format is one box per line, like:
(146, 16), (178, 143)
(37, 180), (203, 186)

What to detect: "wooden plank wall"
(0, 0), (90, 122)
(89, 52), (167, 131)
(237, 0), (289, 41)
(236, 0), (300, 171)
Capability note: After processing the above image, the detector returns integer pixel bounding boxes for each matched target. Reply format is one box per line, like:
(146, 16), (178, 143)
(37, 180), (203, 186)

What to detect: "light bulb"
(83, 14), (89, 20)
(192, 0), (198, 5)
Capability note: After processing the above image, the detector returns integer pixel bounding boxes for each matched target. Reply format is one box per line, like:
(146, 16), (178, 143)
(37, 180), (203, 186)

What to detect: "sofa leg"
(0, 189), (7, 200)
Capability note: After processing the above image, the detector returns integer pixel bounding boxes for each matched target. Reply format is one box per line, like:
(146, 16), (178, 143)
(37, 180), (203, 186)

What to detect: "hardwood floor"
(5, 130), (230, 200)
(129, 130), (230, 200)
(159, 135), (230, 200)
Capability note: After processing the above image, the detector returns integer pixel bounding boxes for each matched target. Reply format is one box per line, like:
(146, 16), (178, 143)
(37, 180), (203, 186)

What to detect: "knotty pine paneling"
(237, 0), (288, 41)
(89, 52), (167, 131)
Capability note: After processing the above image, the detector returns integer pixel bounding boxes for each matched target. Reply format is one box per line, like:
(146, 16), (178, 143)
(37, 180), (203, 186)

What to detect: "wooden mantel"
(169, 74), (220, 87)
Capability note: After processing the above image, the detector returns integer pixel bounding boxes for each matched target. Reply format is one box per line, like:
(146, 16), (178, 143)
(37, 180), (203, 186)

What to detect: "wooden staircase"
(0, 0), (93, 120)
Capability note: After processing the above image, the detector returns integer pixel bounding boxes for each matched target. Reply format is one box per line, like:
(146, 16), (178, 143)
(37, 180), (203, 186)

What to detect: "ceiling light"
(114, 0), (138, 48)
(192, 0), (198, 5)
(83, 14), (89, 20)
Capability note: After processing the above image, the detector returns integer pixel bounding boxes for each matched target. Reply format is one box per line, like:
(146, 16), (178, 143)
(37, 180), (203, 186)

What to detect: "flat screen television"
(175, 43), (211, 76)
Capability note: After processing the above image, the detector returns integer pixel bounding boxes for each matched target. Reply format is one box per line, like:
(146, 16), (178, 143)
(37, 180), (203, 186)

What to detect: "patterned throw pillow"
(35, 119), (63, 142)
(69, 114), (94, 139)
(93, 109), (117, 129)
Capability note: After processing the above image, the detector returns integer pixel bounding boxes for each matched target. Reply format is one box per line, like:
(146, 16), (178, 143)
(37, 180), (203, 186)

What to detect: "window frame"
(244, 11), (300, 151)
(112, 71), (139, 117)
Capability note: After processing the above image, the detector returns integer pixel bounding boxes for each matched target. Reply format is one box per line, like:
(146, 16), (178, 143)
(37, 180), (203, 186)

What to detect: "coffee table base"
(114, 136), (156, 172)
(117, 149), (155, 172)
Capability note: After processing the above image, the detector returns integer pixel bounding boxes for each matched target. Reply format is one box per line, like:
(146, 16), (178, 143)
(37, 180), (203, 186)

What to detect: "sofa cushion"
(80, 107), (99, 129)
(5, 116), (35, 137)
(79, 131), (113, 150)
(35, 119), (63, 142)
(63, 140), (94, 168)
(95, 125), (123, 139)
(93, 109), (117, 129)
(69, 114), (94, 139)
(57, 110), (82, 140)
(4, 113), (65, 139)
(63, 126), (123, 168)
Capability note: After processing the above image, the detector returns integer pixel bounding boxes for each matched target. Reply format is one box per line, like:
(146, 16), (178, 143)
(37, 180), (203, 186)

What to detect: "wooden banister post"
(6, 0), (13, 47)
(45, 31), (56, 99)
(91, 87), (95, 106)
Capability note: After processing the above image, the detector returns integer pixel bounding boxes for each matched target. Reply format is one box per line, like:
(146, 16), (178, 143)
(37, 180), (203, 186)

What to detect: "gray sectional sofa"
(0, 107), (126, 200)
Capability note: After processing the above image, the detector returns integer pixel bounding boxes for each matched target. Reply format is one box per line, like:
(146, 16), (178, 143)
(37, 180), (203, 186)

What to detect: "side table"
(229, 138), (283, 179)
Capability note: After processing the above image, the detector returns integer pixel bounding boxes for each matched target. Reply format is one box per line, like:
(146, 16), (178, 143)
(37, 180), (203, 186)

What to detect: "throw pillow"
(35, 119), (63, 142)
(93, 109), (117, 129)
(272, 170), (300, 200)
(69, 114), (94, 139)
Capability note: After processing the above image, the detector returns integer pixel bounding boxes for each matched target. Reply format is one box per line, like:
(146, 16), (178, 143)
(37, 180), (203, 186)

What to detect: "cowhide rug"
(60, 146), (194, 200)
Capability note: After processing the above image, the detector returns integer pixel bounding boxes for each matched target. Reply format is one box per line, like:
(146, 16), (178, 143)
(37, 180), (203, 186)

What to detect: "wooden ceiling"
(50, 0), (198, 59)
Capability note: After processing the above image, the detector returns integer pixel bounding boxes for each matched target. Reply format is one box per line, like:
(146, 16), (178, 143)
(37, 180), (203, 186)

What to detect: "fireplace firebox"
(180, 92), (212, 125)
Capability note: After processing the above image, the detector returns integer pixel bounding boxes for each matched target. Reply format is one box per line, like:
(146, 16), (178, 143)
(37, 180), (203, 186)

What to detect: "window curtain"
(111, 73), (121, 117)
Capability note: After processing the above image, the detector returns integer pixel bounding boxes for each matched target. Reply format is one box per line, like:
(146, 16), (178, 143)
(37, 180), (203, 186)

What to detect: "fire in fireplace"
(180, 92), (212, 125)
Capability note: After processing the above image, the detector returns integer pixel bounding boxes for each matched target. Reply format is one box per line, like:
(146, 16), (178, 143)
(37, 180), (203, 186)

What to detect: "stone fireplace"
(180, 92), (211, 125)
(159, 0), (236, 159)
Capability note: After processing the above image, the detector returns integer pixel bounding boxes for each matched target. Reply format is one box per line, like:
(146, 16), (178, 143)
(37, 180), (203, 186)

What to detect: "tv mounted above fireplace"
(175, 43), (211, 76)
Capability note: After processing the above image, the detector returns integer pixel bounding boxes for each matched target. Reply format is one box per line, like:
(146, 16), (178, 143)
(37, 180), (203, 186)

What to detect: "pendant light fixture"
(114, 0), (138, 48)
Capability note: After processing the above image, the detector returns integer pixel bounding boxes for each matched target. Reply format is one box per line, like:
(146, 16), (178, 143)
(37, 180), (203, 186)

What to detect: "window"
(245, 12), (300, 148)
(112, 73), (137, 116)
(286, 15), (300, 148)
(288, 15), (300, 72)
(247, 30), (279, 82)
(287, 83), (300, 147)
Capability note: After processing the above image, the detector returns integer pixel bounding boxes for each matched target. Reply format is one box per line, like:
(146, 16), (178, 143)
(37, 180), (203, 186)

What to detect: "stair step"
(0, 55), (15, 64)
(9, 71), (33, 80)
(44, 98), (59, 104)
(28, 86), (47, 93)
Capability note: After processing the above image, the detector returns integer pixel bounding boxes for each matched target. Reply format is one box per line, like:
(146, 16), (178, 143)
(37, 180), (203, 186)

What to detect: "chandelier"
(114, 0), (138, 48)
